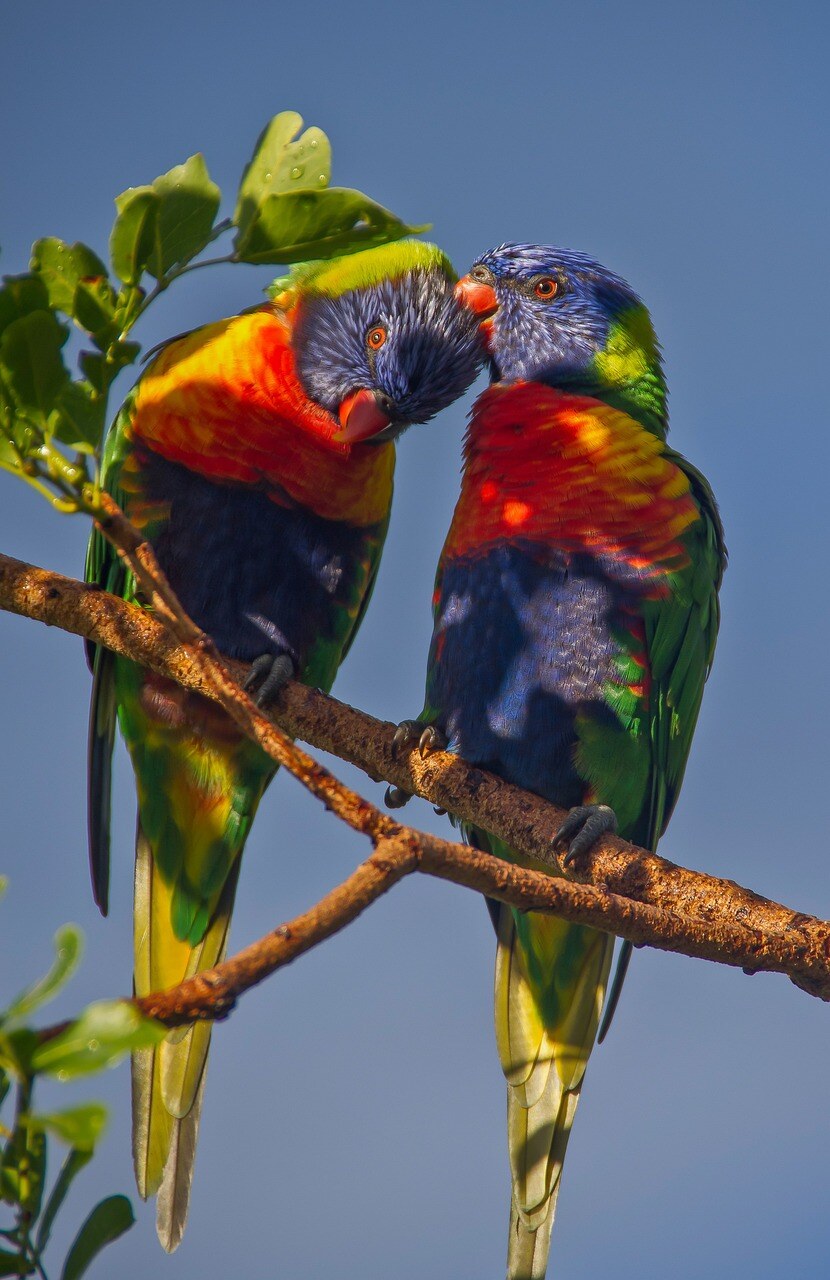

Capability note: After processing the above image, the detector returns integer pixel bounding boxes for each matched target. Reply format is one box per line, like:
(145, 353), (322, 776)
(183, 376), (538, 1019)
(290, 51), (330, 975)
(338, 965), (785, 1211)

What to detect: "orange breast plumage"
(130, 309), (394, 528)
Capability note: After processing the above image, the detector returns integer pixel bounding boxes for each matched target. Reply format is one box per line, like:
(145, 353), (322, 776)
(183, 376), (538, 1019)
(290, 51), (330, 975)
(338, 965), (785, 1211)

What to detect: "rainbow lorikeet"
(85, 240), (482, 1250)
(395, 244), (726, 1278)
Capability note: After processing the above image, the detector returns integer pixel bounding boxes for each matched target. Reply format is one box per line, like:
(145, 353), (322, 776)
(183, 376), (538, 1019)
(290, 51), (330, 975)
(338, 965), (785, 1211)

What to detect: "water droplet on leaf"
(290, 165), (305, 180)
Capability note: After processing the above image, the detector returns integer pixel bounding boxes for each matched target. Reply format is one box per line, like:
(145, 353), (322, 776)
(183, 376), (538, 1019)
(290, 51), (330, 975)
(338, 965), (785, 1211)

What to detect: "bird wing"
(84, 395), (138, 913)
(599, 452), (725, 1039)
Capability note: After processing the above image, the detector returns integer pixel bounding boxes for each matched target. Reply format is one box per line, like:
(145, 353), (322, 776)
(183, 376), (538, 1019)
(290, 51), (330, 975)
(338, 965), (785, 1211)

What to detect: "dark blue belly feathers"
(139, 444), (383, 669)
(426, 542), (635, 807)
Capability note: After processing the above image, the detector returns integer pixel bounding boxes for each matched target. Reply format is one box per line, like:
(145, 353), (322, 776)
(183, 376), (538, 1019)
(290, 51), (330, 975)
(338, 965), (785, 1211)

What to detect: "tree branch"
(3, 546), (830, 1014)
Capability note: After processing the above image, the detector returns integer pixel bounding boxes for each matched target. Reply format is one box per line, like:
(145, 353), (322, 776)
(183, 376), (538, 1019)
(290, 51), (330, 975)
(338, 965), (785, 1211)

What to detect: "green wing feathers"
(595, 454), (725, 1044)
(84, 398), (136, 913)
(644, 454), (725, 845)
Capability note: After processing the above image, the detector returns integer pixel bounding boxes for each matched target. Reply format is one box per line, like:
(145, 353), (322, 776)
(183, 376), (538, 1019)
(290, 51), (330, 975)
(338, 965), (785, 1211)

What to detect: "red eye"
(367, 325), (387, 350)
(534, 277), (558, 299)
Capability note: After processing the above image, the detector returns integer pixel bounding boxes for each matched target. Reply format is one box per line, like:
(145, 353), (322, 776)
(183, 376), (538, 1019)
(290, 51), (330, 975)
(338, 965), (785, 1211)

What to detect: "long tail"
(112, 656), (274, 1249)
(495, 904), (613, 1280)
(132, 827), (243, 1250)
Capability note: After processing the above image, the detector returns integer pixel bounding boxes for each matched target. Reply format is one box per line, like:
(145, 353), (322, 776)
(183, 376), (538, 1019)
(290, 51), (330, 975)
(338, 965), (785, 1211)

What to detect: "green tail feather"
(86, 644), (117, 914)
(495, 902), (613, 1280)
(132, 826), (242, 1245)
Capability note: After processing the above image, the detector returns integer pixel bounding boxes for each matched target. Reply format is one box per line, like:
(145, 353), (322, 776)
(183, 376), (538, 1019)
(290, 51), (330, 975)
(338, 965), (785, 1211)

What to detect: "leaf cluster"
(0, 110), (424, 515)
(0, 881), (164, 1278)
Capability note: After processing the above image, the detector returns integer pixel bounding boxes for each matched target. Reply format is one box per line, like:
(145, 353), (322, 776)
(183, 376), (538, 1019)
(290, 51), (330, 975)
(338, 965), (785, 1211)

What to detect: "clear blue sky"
(2, 2), (829, 1276)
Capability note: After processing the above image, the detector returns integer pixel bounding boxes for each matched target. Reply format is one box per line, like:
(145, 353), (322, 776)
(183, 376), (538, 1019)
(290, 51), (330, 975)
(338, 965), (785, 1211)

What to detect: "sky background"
(2, 1), (829, 1276)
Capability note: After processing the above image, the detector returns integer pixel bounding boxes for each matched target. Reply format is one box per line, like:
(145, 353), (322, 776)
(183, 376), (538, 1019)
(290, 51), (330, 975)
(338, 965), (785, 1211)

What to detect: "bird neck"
(585, 303), (668, 438)
(533, 302), (668, 440)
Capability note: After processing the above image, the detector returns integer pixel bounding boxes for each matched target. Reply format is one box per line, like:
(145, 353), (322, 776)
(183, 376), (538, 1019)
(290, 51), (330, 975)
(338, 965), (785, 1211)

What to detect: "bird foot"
(384, 784), (412, 810)
(243, 652), (296, 707)
(392, 719), (447, 759)
(552, 804), (618, 867)
(385, 720), (447, 810)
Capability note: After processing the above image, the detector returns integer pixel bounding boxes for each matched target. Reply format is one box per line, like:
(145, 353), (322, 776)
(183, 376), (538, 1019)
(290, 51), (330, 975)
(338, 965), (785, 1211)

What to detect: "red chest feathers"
(446, 382), (699, 579)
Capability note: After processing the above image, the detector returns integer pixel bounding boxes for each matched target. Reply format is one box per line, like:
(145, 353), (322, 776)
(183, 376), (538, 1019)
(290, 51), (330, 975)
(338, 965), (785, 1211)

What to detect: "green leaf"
(234, 111), (331, 242)
(109, 189), (157, 287)
(0, 1068), (9, 1111)
(4, 927), (83, 1026)
(0, 877), (7, 901)
(28, 1104), (107, 1153)
(20, 1126), (45, 1219)
(150, 153), (221, 278)
(30, 1002), (165, 1079)
(0, 1101), (40, 1217)
(110, 154), (221, 285)
(0, 1030), (38, 1080)
(0, 275), (50, 340)
(0, 418), (16, 464)
(235, 186), (425, 265)
(50, 382), (106, 453)
(0, 311), (70, 425)
(73, 278), (118, 348)
(35, 1148), (92, 1256)
(30, 240), (111, 323)
(0, 1248), (28, 1276)
(60, 1195), (134, 1280)
(78, 341), (139, 398)
(0, 1160), (20, 1207)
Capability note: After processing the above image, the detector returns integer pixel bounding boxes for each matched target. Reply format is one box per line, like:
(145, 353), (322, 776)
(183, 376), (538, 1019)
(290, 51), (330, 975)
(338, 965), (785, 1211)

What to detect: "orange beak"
(336, 388), (394, 444)
(454, 275), (499, 318)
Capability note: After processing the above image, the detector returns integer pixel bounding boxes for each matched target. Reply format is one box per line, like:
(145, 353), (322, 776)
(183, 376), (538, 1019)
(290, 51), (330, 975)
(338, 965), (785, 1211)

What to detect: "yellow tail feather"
(132, 827), (239, 1246)
(507, 1195), (557, 1280)
(495, 905), (613, 1279)
(156, 1069), (207, 1253)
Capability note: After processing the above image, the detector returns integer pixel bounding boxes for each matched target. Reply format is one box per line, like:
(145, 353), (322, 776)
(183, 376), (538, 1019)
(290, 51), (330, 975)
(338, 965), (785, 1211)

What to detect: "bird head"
(455, 243), (667, 433)
(283, 242), (484, 444)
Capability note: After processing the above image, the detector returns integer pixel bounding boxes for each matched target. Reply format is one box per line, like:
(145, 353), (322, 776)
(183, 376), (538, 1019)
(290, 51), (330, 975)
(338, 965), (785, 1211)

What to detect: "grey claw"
(243, 654), (273, 692)
(552, 804), (618, 867)
(418, 725), (446, 758)
(244, 652), (296, 707)
(392, 720), (423, 756)
(385, 784), (412, 810)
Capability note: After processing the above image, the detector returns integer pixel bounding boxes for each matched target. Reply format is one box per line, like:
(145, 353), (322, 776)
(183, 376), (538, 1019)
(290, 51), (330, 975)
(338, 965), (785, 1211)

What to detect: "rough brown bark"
(3, 546), (830, 1016)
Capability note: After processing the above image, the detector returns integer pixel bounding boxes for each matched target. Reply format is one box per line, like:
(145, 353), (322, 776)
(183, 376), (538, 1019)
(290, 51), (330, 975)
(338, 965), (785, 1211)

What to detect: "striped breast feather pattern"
(128, 308), (394, 528)
(445, 381), (701, 580)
